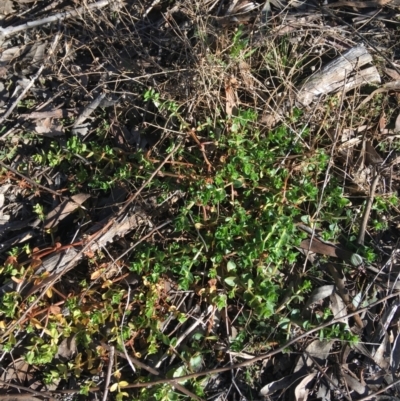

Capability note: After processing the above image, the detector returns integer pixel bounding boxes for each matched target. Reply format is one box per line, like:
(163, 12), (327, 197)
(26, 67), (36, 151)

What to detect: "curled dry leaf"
(304, 285), (334, 309)
(259, 372), (305, 396)
(294, 372), (317, 401)
(329, 292), (347, 324)
(385, 68), (400, 80)
(373, 332), (390, 370)
(391, 332), (400, 373)
(343, 372), (369, 396)
(365, 141), (383, 166)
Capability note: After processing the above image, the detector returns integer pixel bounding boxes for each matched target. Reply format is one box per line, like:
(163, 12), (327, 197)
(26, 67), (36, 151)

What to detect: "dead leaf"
(91, 269), (104, 280)
(304, 285), (334, 309)
(385, 68), (400, 81)
(391, 332), (400, 374)
(259, 373), (304, 396)
(300, 238), (355, 261)
(316, 381), (330, 401)
(365, 141), (383, 166)
(49, 304), (61, 315)
(343, 372), (369, 395)
(44, 193), (90, 229)
(0, 358), (32, 389)
(379, 112), (387, 133)
(225, 76), (238, 118)
(373, 332), (390, 370)
(294, 372), (317, 401)
(0, 0), (14, 17)
(330, 292), (348, 324)
(56, 334), (78, 360)
(239, 60), (254, 91)
(294, 340), (334, 373)
(395, 114), (400, 133)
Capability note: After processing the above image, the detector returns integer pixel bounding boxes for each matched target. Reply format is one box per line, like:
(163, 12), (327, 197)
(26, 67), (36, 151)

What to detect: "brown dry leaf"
(365, 141), (383, 165)
(56, 334), (78, 360)
(0, 358), (32, 389)
(44, 193), (90, 229)
(30, 257), (42, 270)
(49, 304), (61, 315)
(379, 112), (387, 133)
(385, 68), (400, 80)
(260, 113), (279, 128)
(373, 332), (390, 370)
(4, 255), (19, 268)
(259, 374), (303, 396)
(300, 238), (354, 261)
(225, 76), (238, 118)
(0, 0), (14, 17)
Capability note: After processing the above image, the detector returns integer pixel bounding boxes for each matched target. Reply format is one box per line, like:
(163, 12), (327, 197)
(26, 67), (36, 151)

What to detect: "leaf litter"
(1, 0), (400, 400)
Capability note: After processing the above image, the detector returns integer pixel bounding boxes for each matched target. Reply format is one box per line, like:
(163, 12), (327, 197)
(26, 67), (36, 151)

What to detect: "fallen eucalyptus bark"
(297, 45), (381, 106)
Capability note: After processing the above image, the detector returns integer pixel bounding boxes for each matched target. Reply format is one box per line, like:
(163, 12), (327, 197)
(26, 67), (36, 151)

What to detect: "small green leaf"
(350, 253), (363, 267)
(301, 215), (310, 224)
(189, 354), (203, 372)
(225, 277), (237, 287)
(227, 260), (236, 271)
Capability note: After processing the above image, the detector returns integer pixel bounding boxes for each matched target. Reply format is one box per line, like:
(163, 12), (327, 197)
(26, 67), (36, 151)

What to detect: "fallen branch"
(0, 0), (112, 41)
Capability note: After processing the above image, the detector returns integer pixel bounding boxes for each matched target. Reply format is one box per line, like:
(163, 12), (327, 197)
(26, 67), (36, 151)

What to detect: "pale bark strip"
(0, 0), (111, 40)
(297, 45), (381, 106)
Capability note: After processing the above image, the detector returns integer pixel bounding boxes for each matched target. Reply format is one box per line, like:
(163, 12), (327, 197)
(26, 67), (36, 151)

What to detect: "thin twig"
(100, 342), (205, 401)
(0, 378), (58, 401)
(0, 160), (63, 197)
(120, 286), (136, 373)
(357, 172), (381, 245)
(102, 345), (115, 401)
(112, 292), (400, 388)
(50, 291), (399, 395)
(118, 141), (182, 215)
